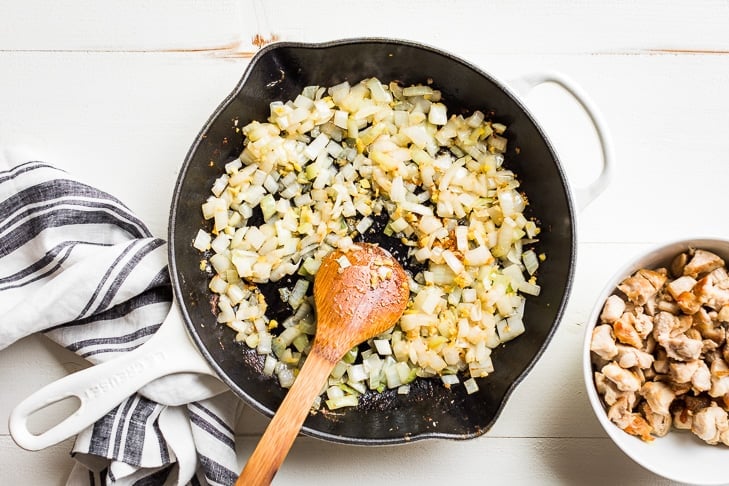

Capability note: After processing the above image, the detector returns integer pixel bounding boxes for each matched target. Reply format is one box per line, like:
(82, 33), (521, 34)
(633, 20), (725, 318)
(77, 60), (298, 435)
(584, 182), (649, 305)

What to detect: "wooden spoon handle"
(236, 350), (335, 486)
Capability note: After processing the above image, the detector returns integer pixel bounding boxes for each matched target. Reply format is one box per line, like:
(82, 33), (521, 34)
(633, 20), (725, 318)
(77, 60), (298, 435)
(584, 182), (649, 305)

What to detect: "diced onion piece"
(428, 103), (448, 125)
(442, 250), (465, 276)
(463, 377), (479, 394)
(522, 249), (539, 276)
(497, 315), (526, 342)
(441, 374), (460, 386)
(373, 339), (393, 356)
(193, 229), (212, 251)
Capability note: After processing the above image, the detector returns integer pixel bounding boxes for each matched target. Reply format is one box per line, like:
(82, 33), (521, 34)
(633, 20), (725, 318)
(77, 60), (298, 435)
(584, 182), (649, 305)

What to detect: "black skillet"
(11, 38), (610, 451)
(170, 38), (586, 444)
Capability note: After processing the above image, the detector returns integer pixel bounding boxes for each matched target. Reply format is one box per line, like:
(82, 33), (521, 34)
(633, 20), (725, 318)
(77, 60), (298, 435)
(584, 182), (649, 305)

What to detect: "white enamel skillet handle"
(8, 302), (219, 451)
(509, 72), (614, 210)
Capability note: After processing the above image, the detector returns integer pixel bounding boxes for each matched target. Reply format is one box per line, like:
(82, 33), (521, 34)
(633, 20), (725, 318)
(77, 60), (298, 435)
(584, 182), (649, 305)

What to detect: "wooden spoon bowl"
(237, 243), (410, 485)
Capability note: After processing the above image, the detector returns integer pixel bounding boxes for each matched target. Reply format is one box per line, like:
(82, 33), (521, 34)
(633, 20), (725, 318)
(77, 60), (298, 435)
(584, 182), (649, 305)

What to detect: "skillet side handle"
(8, 304), (214, 451)
(509, 72), (613, 211)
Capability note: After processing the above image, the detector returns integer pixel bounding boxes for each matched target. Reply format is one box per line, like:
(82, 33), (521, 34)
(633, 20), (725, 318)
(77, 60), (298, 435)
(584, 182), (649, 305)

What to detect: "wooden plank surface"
(2, 1), (728, 484)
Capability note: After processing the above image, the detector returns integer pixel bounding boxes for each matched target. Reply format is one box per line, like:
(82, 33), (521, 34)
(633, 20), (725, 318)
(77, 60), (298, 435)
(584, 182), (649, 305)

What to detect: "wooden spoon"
(236, 243), (410, 485)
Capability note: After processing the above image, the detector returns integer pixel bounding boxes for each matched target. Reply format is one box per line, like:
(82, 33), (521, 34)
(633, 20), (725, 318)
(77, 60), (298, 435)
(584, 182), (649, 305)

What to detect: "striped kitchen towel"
(0, 154), (242, 486)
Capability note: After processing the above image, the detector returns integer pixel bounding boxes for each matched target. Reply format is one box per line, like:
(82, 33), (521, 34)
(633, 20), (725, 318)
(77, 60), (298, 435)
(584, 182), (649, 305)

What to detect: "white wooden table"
(2, 1), (729, 484)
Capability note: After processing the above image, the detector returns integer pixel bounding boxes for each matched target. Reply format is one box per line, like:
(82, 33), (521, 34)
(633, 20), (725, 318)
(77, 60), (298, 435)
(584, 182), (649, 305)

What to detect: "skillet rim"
(168, 36), (577, 444)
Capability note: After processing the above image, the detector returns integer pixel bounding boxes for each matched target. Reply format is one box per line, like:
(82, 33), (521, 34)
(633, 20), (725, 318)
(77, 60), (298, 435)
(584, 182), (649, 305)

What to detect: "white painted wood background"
(2, 1), (729, 484)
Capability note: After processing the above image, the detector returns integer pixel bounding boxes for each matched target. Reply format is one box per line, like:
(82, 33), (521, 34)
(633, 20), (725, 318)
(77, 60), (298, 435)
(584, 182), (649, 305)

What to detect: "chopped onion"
(197, 76), (542, 412)
(193, 229), (212, 251)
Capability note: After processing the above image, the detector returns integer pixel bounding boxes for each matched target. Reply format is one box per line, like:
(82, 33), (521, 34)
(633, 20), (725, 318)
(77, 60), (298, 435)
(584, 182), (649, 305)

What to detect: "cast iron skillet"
(170, 38), (578, 444)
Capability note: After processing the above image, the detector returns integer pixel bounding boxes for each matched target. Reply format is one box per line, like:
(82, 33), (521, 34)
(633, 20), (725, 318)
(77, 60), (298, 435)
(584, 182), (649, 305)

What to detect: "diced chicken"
(643, 295), (657, 316)
(633, 312), (654, 339)
(666, 276), (697, 300)
(670, 252), (689, 278)
(702, 339), (720, 355)
(591, 324), (618, 360)
(669, 359), (700, 384)
(664, 335), (703, 361)
(607, 395), (634, 428)
(639, 402), (671, 437)
(640, 381), (675, 415)
(693, 308), (726, 344)
(594, 372), (635, 408)
(710, 359), (729, 398)
(607, 394), (654, 442)
(602, 362), (642, 392)
(709, 266), (729, 289)
(675, 314), (694, 335)
(691, 402), (729, 445)
(616, 344), (654, 369)
(692, 360), (712, 393)
(718, 305), (729, 323)
(676, 291), (702, 315)
(600, 295), (626, 323)
(613, 313), (643, 348)
(643, 334), (657, 354)
(652, 311), (676, 343)
(638, 268), (668, 292)
(683, 249), (725, 278)
(653, 348), (670, 374)
(618, 270), (663, 305)
(656, 298), (680, 315)
(695, 274), (729, 310)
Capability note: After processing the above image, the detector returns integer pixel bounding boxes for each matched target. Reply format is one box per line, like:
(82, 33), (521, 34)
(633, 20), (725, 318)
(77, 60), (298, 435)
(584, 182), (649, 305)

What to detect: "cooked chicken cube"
(591, 325), (618, 360)
(663, 335), (703, 361)
(600, 295), (626, 323)
(638, 268), (668, 292)
(640, 381), (675, 415)
(709, 266), (729, 289)
(632, 312), (654, 339)
(718, 305), (729, 323)
(695, 274), (729, 310)
(666, 276), (697, 300)
(692, 360), (712, 393)
(691, 402), (729, 445)
(669, 359), (700, 384)
(652, 311), (676, 343)
(602, 362), (642, 392)
(616, 344), (654, 369)
(622, 413), (655, 442)
(693, 308), (726, 344)
(613, 313), (643, 348)
(656, 299), (680, 314)
(670, 252), (689, 278)
(675, 291), (702, 315)
(618, 271), (663, 305)
(639, 402), (671, 437)
(684, 249), (725, 278)
(709, 359), (729, 398)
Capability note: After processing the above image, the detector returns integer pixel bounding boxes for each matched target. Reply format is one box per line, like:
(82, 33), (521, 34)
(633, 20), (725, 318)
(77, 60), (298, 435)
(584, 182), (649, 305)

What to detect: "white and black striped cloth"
(0, 154), (241, 485)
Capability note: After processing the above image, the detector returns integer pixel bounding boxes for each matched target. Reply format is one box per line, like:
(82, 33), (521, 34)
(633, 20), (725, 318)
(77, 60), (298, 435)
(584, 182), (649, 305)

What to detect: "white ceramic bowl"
(583, 238), (729, 485)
